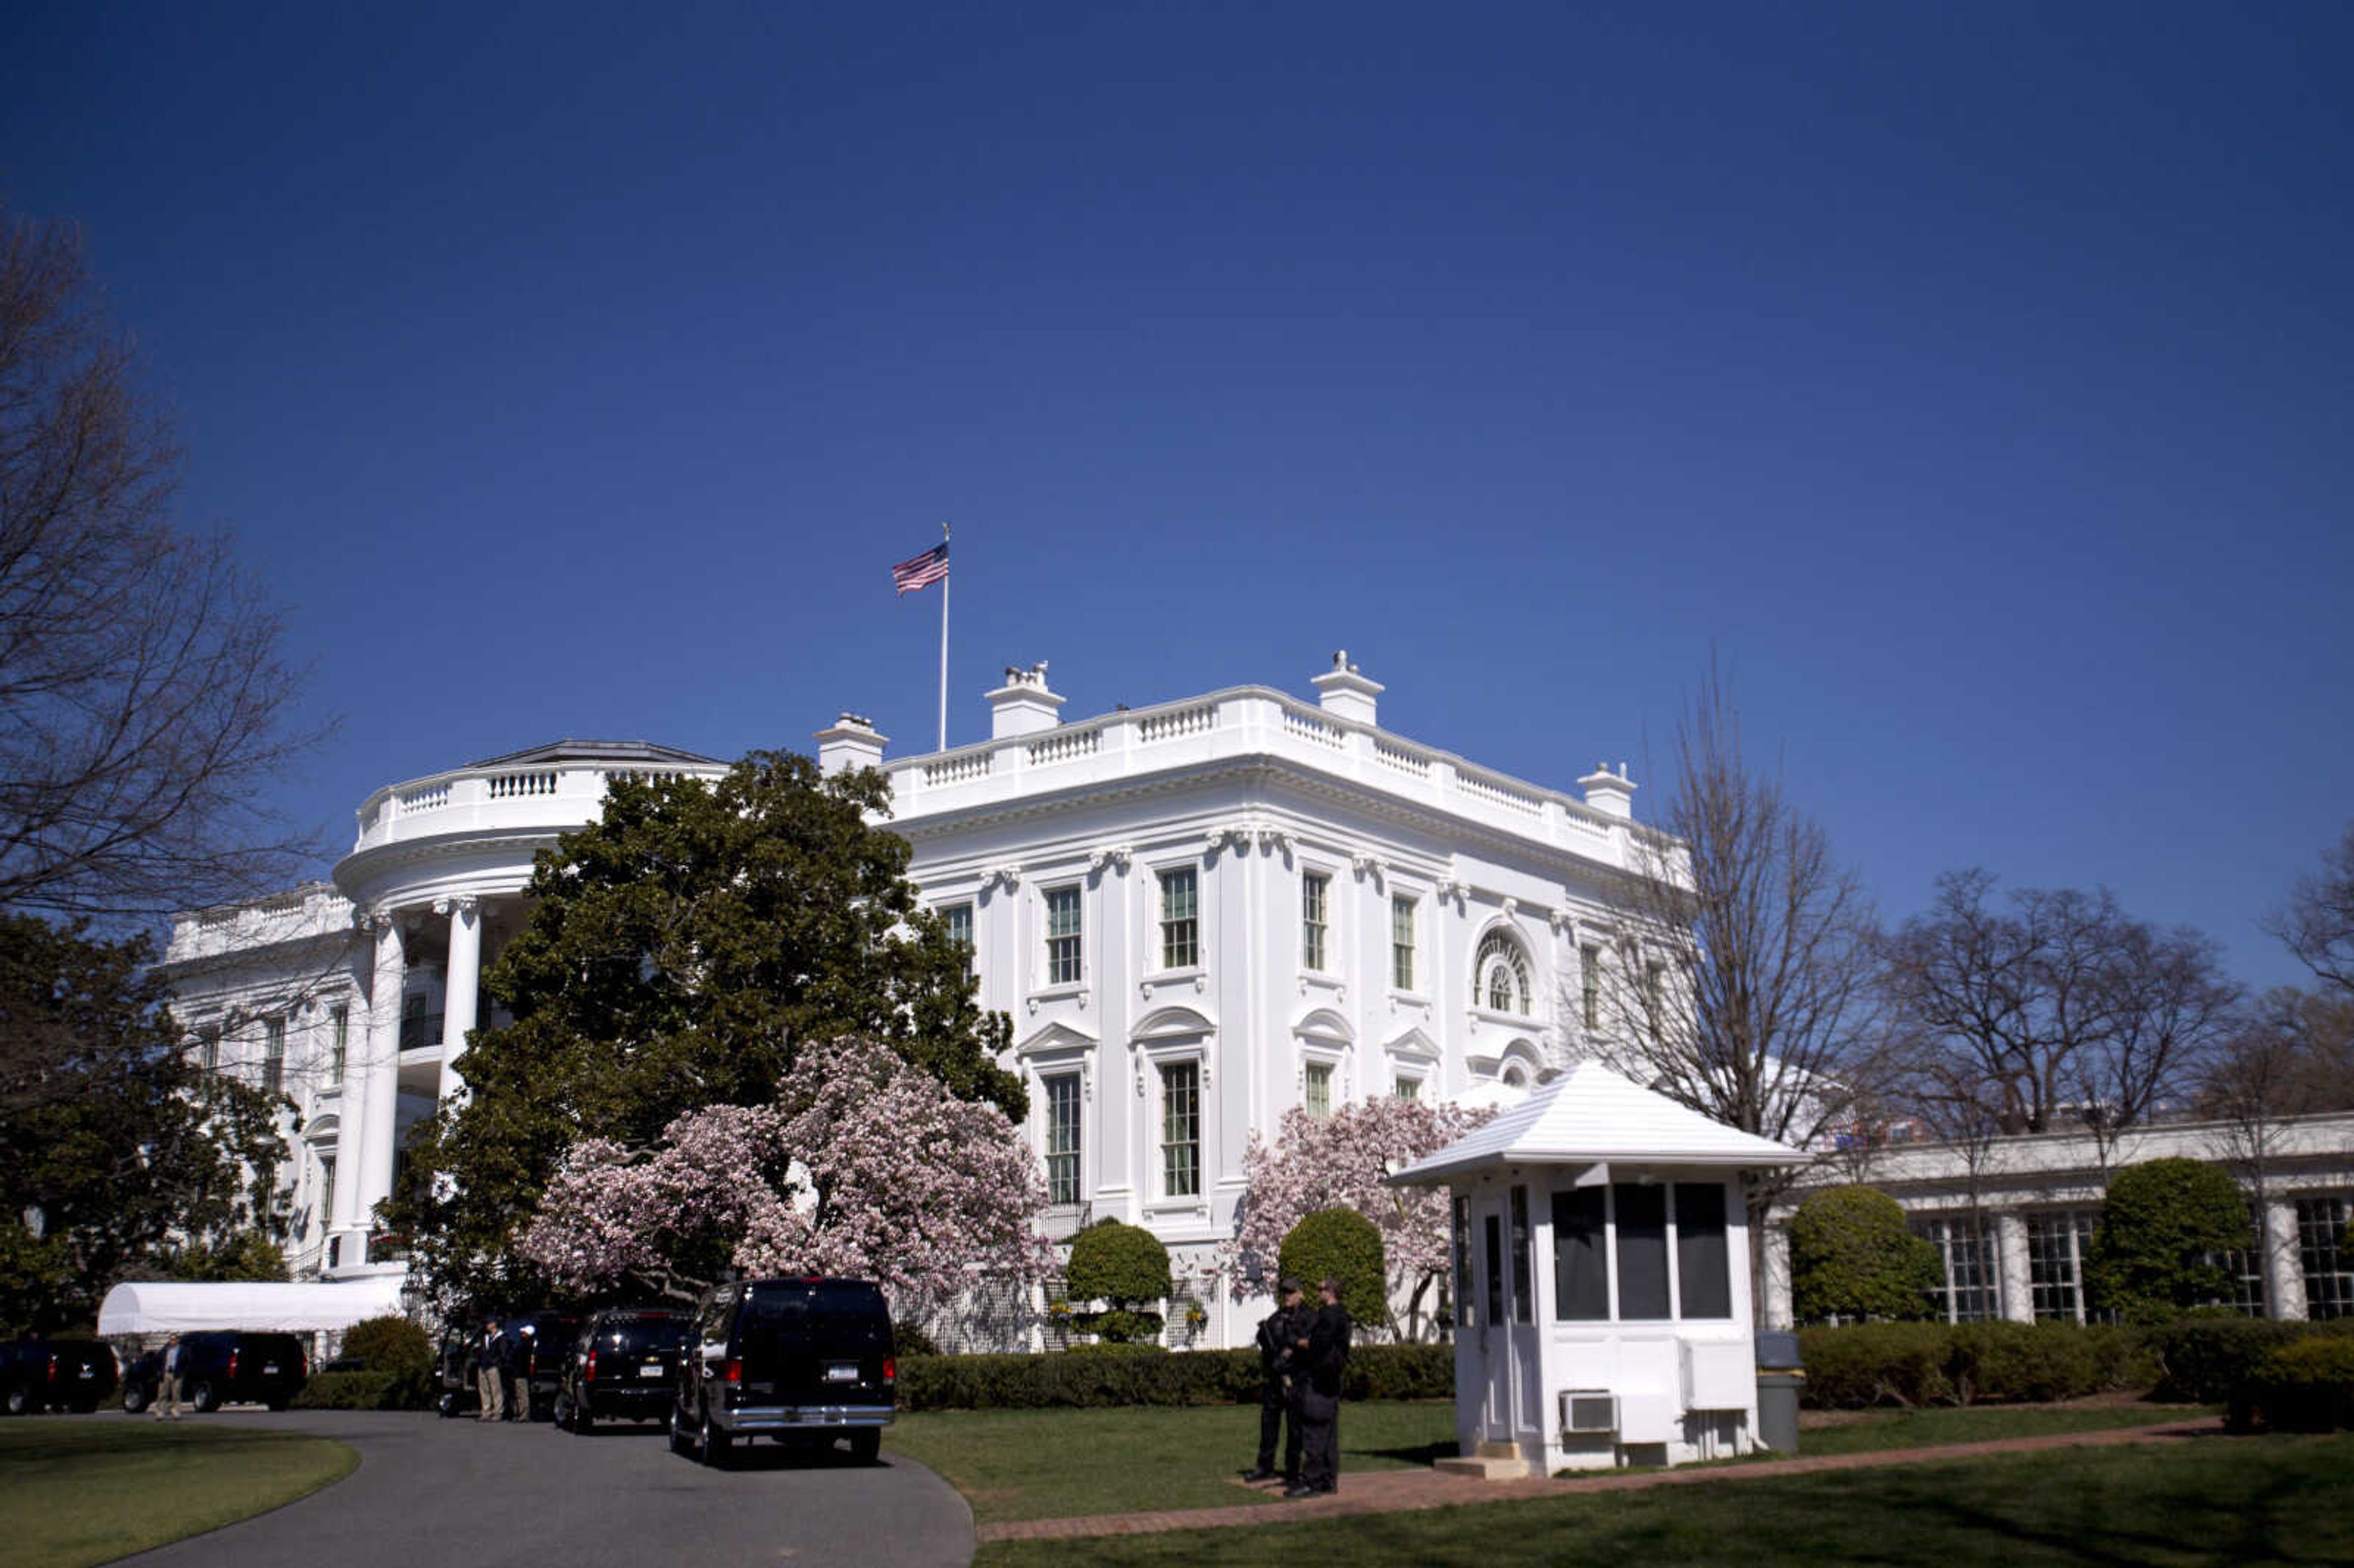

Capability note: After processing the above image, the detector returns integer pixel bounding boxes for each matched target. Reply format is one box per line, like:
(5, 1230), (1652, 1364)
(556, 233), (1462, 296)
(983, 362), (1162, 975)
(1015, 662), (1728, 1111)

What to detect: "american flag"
(891, 542), (950, 595)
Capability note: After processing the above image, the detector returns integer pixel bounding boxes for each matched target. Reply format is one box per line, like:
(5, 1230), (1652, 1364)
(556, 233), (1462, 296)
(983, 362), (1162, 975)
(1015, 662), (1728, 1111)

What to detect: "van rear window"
(596, 1317), (688, 1356)
(742, 1282), (889, 1341)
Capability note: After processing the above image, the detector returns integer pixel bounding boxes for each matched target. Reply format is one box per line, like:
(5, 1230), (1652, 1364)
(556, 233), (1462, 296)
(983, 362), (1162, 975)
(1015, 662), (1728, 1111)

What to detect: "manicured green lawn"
(1796, 1402), (2215, 1457)
(883, 1399), (1459, 1521)
(975, 1433), (2354, 1567)
(0, 1418), (357, 1568)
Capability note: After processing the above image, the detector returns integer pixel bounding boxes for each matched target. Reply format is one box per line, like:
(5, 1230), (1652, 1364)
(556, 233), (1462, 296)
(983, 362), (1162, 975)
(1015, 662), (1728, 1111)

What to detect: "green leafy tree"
(387, 753), (1019, 1312)
(0, 914), (286, 1333)
(1064, 1219), (1173, 1344)
(1278, 1208), (1387, 1331)
(1788, 1186), (1941, 1322)
(166, 1229), (288, 1282)
(2085, 1157), (2252, 1325)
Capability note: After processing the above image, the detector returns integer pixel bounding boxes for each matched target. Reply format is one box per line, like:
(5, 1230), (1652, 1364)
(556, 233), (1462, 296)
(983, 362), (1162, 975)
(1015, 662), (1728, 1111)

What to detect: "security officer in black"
(1285, 1276), (1352, 1498)
(1244, 1278), (1308, 1483)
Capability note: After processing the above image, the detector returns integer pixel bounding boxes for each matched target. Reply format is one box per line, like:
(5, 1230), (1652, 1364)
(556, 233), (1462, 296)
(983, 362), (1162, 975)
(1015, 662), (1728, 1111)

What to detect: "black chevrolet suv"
(121, 1331), (307, 1412)
(1, 1339), (118, 1414)
(669, 1278), (896, 1467)
(557, 1308), (688, 1431)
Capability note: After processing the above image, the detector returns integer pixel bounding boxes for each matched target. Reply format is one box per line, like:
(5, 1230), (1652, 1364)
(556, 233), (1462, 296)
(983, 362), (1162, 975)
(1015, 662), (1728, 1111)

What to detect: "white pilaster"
(354, 911), (406, 1261)
(1995, 1210), (2033, 1322)
(1759, 1221), (1793, 1330)
(436, 895), (482, 1103)
(2264, 1198), (2308, 1320)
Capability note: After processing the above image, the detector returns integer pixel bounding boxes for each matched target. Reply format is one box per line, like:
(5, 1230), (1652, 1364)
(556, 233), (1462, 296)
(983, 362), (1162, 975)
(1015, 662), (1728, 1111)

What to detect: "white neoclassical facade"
(164, 657), (1676, 1342)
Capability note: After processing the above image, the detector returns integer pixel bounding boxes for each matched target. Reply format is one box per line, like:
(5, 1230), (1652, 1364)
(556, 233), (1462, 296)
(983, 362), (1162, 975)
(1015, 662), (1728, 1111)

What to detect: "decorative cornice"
(1255, 826), (1292, 854)
(1499, 896), (1518, 920)
(1350, 851), (1382, 883)
(1086, 845), (1133, 874)
(1203, 824), (1251, 855)
(986, 864), (1024, 891)
(432, 894), (479, 917)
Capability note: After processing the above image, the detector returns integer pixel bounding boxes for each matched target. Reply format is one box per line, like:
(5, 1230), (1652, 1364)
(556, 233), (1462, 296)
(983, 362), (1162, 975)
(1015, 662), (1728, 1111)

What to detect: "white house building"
(162, 656), (1675, 1343)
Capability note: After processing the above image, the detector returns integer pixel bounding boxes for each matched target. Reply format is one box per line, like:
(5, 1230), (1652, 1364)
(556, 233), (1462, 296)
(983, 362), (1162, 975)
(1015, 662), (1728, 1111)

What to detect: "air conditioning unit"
(1560, 1390), (1618, 1434)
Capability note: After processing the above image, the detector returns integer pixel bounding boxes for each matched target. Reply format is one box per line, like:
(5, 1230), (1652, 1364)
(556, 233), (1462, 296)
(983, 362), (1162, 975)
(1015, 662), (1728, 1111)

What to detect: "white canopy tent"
(98, 1277), (408, 1336)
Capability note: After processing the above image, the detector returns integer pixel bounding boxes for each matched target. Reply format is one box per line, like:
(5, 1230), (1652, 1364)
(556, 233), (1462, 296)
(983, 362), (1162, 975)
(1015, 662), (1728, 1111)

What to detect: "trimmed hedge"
(2245, 1336), (2354, 1432)
(1796, 1322), (2154, 1409)
(291, 1369), (432, 1410)
(2138, 1317), (2354, 1427)
(895, 1342), (1453, 1410)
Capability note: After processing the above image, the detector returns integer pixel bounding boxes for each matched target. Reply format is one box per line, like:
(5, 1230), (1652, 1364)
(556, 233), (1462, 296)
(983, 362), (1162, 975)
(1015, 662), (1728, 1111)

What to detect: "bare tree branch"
(2264, 821), (2354, 1001)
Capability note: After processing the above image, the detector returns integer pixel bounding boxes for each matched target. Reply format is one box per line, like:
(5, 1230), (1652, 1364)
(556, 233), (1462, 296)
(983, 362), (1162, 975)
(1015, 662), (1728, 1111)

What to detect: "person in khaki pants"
(152, 1334), (185, 1420)
(476, 1320), (506, 1421)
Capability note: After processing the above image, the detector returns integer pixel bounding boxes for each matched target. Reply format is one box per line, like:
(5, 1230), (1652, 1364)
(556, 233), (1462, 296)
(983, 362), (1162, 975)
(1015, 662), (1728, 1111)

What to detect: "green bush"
(2084, 1159), (2251, 1326)
(340, 1315), (433, 1378)
(1065, 1220), (1173, 1343)
(1789, 1187), (1941, 1322)
(1796, 1322), (2154, 1409)
(1278, 1208), (1387, 1332)
(894, 1342), (1452, 1410)
(290, 1369), (431, 1410)
(2245, 1336), (2354, 1432)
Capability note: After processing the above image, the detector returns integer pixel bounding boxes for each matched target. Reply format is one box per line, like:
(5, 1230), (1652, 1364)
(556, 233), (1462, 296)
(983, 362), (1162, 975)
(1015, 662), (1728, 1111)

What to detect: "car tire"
(669, 1405), (692, 1456)
(3, 1388), (29, 1416)
(698, 1407), (731, 1469)
(573, 1400), (593, 1433)
(122, 1387), (148, 1415)
(436, 1391), (459, 1418)
(849, 1429), (881, 1464)
(552, 1393), (571, 1430)
(190, 1381), (219, 1414)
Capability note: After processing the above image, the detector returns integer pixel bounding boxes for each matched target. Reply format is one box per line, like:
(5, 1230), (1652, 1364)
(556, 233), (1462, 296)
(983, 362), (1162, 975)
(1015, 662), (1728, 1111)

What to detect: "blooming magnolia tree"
(1219, 1097), (1493, 1341)
(517, 1035), (1053, 1307)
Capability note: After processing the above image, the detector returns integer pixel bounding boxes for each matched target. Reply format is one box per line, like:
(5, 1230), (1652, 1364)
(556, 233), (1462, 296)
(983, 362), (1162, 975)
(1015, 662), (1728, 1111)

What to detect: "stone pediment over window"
(1382, 1024), (1439, 1064)
(1013, 1019), (1100, 1059)
(1292, 1007), (1355, 1045)
(1132, 1003), (1215, 1041)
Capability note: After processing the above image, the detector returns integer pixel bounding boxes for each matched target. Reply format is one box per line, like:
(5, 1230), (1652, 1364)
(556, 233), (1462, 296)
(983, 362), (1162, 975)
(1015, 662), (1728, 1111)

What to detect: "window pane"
(1046, 886), (1083, 984)
(1160, 1062), (1200, 1197)
(1579, 945), (1601, 1032)
(1301, 872), (1328, 970)
(1484, 1212), (1505, 1324)
(1509, 1186), (1533, 1323)
(943, 903), (975, 971)
(2298, 1197), (2352, 1320)
(1391, 897), (1415, 990)
(1552, 1187), (1609, 1320)
(1045, 1073), (1082, 1206)
(1159, 869), (1198, 969)
(1615, 1184), (1670, 1320)
(1674, 1184), (1732, 1319)
(1395, 1076), (1420, 1102)
(1304, 1062), (1332, 1119)
(328, 1006), (348, 1087)
(1452, 1195), (1474, 1328)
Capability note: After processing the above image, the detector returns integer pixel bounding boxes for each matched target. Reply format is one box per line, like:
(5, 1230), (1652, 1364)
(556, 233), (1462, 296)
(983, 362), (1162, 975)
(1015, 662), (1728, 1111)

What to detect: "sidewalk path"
(978, 1417), (2222, 1543)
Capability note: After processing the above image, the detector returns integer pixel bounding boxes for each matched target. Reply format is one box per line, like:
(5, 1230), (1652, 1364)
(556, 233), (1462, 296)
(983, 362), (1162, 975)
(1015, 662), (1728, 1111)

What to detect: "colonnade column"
(1758, 1222), (1792, 1330)
(1995, 1211), (2033, 1322)
(435, 894), (481, 1105)
(2263, 1198), (2309, 1320)
(353, 908), (407, 1263)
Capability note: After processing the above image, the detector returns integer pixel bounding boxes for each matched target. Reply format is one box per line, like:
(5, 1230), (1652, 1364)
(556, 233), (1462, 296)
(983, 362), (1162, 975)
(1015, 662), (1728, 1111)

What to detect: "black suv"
(120, 1331), (307, 1412)
(557, 1308), (688, 1431)
(501, 1311), (580, 1421)
(433, 1331), (480, 1418)
(670, 1278), (896, 1467)
(1, 1339), (118, 1414)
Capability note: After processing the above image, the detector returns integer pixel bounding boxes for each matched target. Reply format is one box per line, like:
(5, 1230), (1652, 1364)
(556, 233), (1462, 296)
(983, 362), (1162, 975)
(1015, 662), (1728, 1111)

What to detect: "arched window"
(1472, 931), (1531, 1016)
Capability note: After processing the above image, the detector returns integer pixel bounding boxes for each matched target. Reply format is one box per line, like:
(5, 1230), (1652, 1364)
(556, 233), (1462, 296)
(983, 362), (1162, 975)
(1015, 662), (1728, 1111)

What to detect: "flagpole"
(937, 522), (950, 753)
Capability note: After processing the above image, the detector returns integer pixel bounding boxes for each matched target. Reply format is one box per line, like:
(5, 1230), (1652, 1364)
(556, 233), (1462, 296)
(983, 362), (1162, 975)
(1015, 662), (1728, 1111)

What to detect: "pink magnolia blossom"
(1218, 1097), (1493, 1337)
(517, 1035), (1053, 1305)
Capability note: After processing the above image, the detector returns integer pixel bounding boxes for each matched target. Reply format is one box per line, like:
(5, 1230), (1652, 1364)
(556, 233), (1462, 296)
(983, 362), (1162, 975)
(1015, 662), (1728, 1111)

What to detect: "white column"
(435, 894), (482, 1104)
(1995, 1211), (2033, 1322)
(1758, 1220), (1793, 1330)
(354, 910), (407, 1262)
(2264, 1198), (2309, 1320)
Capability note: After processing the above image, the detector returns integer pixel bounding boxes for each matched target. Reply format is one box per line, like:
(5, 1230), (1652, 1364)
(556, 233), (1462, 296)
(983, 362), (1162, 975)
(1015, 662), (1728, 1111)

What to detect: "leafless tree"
(2264, 821), (2354, 1001)
(1577, 660), (1889, 1241)
(1880, 870), (2240, 1161)
(0, 204), (324, 924)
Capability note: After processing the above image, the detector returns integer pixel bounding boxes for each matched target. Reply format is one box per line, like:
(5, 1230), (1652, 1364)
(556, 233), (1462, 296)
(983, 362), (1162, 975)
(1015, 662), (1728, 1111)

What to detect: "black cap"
(1278, 1277), (1303, 1296)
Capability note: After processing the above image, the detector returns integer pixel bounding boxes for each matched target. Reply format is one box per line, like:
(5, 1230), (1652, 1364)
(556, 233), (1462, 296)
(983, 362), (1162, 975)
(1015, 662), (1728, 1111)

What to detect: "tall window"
(1160, 1061), (1201, 1197)
(942, 902), (975, 969)
(1304, 1062), (1333, 1119)
(327, 1005), (348, 1088)
(2298, 1196), (2352, 1319)
(1394, 1075), (1422, 1102)
(1642, 961), (1666, 1043)
(1509, 1186), (1533, 1323)
(1301, 872), (1329, 970)
(1045, 886), (1083, 984)
(1452, 1195), (1474, 1327)
(1158, 868), (1198, 970)
(1043, 1073), (1082, 1206)
(1915, 1216), (2000, 1323)
(1552, 1187), (1609, 1320)
(1473, 931), (1531, 1015)
(1390, 896), (1417, 991)
(262, 1016), (286, 1095)
(1579, 944), (1601, 1032)
(2027, 1210), (2100, 1322)
(196, 1025), (219, 1073)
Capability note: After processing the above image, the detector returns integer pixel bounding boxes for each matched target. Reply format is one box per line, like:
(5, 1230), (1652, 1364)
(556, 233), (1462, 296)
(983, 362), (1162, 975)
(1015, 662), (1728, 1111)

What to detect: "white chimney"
(1578, 762), (1637, 820)
(814, 712), (887, 776)
(986, 661), (1065, 739)
(1310, 650), (1383, 726)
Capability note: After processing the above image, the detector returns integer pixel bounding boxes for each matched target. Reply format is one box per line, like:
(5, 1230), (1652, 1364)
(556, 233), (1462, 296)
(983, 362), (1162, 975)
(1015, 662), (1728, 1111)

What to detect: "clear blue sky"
(4, 3), (2347, 990)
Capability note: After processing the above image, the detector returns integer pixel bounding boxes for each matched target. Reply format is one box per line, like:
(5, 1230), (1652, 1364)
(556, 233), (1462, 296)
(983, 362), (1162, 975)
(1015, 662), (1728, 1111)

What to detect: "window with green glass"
(1390, 896), (1416, 990)
(1301, 872), (1329, 970)
(1160, 1060), (1201, 1197)
(1304, 1061), (1332, 1118)
(1159, 868), (1198, 969)
(1045, 886), (1083, 984)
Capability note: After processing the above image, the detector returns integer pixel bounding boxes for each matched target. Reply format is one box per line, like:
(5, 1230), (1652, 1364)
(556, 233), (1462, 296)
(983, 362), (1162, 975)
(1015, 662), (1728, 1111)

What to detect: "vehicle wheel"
(697, 1407), (732, 1469)
(552, 1393), (571, 1430)
(122, 1387), (148, 1415)
(3, 1388), (29, 1416)
(189, 1381), (219, 1414)
(668, 1405), (691, 1456)
(572, 1401), (593, 1433)
(849, 1429), (881, 1464)
(436, 1391), (459, 1418)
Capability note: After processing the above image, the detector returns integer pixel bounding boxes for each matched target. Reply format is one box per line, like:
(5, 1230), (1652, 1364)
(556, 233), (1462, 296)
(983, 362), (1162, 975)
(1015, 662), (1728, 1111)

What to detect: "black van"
(120, 1331), (307, 1412)
(1, 1339), (118, 1414)
(501, 1311), (580, 1421)
(557, 1308), (689, 1431)
(669, 1278), (896, 1467)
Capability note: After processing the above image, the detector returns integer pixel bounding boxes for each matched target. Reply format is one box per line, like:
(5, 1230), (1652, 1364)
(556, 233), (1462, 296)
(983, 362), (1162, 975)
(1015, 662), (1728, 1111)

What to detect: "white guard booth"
(1390, 1062), (1803, 1475)
(98, 1276), (409, 1336)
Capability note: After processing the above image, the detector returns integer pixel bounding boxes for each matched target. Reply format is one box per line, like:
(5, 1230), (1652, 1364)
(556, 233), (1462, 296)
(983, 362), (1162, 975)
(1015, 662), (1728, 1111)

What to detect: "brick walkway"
(975, 1417), (2222, 1543)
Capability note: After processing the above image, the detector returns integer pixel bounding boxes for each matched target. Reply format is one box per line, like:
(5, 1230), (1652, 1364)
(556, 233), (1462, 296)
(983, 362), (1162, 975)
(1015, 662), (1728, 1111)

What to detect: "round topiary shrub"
(1278, 1208), (1385, 1331)
(2084, 1157), (2251, 1326)
(1065, 1219), (1173, 1344)
(1789, 1186), (1942, 1323)
(340, 1314), (432, 1379)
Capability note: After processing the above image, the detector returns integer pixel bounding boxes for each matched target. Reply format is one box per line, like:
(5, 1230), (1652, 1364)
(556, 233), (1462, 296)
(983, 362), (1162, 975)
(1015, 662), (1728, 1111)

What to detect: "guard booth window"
(1452, 1195), (1475, 1328)
(1552, 1181), (1734, 1322)
(1509, 1186), (1533, 1323)
(1552, 1187), (1610, 1320)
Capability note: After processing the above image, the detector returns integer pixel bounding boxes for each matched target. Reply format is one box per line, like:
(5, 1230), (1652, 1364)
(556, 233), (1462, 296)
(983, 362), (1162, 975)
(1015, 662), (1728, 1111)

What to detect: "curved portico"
(321, 739), (726, 1274)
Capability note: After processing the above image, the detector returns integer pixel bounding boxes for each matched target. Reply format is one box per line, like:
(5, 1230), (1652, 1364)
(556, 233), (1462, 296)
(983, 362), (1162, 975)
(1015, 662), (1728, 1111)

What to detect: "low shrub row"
(1796, 1322), (2154, 1409)
(895, 1342), (1453, 1410)
(289, 1369), (433, 1410)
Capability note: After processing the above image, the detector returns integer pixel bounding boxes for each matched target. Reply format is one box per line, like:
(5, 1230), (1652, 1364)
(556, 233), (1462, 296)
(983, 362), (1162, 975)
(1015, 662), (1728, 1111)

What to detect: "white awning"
(97, 1276), (409, 1336)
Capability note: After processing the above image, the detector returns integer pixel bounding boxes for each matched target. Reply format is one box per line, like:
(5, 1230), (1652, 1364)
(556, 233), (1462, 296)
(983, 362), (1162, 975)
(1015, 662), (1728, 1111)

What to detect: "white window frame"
(1157, 1057), (1204, 1201)
(1041, 1069), (1084, 1208)
(1390, 894), (1420, 994)
(1042, 883), (1084, 988)
(940, 900), (977, 972)
(326, 1003), (348, 1089)
(1156, 866), (1200, 973)
(262, 1015), (286, 1095)
(1303, 1059), (1335, 1119)
(1301, 869), (1331, 972)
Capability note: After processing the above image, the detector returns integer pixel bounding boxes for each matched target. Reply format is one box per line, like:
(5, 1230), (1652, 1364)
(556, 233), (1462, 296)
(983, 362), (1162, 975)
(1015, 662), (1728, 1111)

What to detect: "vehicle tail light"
(882, 1357), (896, 1384)
(227, 1350), (240, 1380)
(584, 1350), (597, 1382)
(722, 1358), (742, 1385)
(46, 1355), (58, 1383)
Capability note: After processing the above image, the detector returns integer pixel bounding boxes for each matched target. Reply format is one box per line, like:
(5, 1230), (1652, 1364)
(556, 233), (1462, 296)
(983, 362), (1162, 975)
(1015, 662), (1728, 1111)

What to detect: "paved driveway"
(133, 1409), (973, 1568)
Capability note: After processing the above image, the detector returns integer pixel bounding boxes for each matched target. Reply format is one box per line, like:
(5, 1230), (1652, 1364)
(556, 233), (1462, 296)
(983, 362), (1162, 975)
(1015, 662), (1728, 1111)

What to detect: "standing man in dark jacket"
(1244, 1278), (1308, 1483)
(1285, 1277), (1352, 1498)
(476, 1319), (505, 1423)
